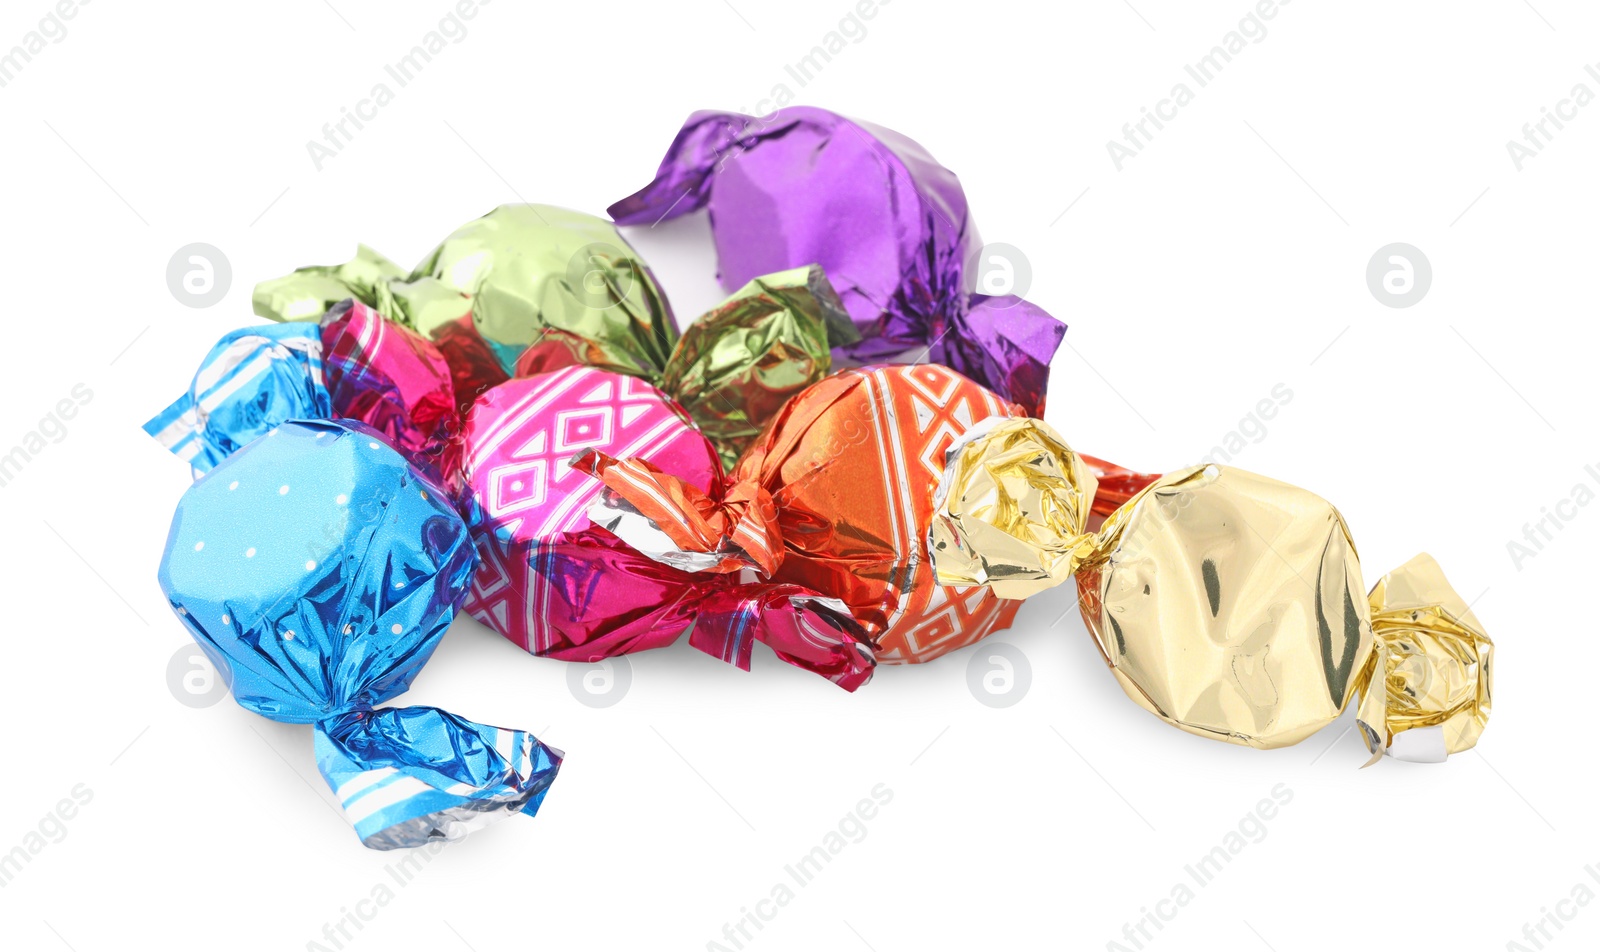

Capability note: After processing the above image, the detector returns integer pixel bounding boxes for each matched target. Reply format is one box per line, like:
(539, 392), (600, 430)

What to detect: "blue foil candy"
(157, 419), (561, 849)
(144, 323), (330, 473)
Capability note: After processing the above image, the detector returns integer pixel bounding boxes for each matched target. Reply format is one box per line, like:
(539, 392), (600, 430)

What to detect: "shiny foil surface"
(417, 204), (677, 376)
(928, 417), (1493, 761)
(516, 265), (861, 468)
(253, 243), (472, 336)
(609, 107), (1066, 415)
(146, 309), (465, 484)
(458, 366), (719, 654)
(661, 265), (858, 468)
(252, 203), (675, 388)
(320, 300), (461, 485)
(1357, 553), (1493, 763)
(580, 364), (1028, 665)
(157, 420), (560, 848)
(459, 366), (874, 687)
(1082, 464), (1371, 749)
(143, 323), (329, 473)
(928, 416), (1102, 599)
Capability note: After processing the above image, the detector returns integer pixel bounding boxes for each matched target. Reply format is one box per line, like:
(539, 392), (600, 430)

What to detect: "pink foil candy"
(458, 366), (874, 689)
(321, 300), (462, 484)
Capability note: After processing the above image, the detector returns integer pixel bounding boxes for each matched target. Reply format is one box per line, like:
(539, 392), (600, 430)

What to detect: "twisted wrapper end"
(316, 706), (562, 851)
(1355, 553), (1494, 766)
(573, 449), (781, 576)
(570, 449), (877, 689)
(252, 244), (470, 336)
(142, 323), (329, 474)
(687, 587), (877, 692)
(928, 416), (1103, 600)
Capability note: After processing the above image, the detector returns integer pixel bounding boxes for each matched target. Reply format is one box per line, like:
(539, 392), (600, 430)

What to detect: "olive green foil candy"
(663, 265), (859, 468)
(519, 264), (858, 466)
(253, 204), (677, 375)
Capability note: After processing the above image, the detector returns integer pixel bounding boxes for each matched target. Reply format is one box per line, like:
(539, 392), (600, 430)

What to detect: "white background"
(0, 1), (1593, 949)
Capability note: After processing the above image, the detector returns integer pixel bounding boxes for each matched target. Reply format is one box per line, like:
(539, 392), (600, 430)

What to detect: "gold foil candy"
(1080, 464), (1371, 749)
(1356, 553), (1493, 764)
(929, 416), (1493, 763)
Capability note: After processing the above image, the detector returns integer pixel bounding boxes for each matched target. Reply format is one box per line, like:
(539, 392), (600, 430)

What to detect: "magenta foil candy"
(458, 366), (875, 689)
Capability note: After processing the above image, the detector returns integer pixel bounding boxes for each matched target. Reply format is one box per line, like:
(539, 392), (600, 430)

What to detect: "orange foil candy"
(583, 363), (1036, 664)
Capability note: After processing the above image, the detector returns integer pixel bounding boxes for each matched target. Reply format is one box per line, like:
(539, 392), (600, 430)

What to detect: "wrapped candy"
(928, 417), (1494, 763)
(610, 106), (1066, 415)
(157, 420), (561, 848)
(459, 364), (875, 689)
(144, 301), (462, 485)
(574, 363), (1034, 665)
(253, 204), (676, 386)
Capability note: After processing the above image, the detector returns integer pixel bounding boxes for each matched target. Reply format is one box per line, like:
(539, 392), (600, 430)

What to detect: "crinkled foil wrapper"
(156, 420), (560, 848)
(252, 243), (471, 336)
(144, 303), (463, 486)
(610, 107), (1066, 416)
(1358, 553), (1494, 764)
(143, 322), (329, 472)
(929, 417), (1493, 763)
(575, 364), (1029, 665)
(659, 265), (859, 469)
(415, 204), (678, 376)
(457, 366), (875, 690)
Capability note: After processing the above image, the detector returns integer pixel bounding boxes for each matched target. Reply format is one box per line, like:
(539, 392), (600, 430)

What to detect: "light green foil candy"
(414, 204), (677, 376)
(252, 204), (676, 375)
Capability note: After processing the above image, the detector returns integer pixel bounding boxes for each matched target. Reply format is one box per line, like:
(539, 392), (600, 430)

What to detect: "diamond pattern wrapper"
(456, 366), (875, 689)
(927, 417), (1493, 762)
(609, 107), (1066, 416)
(156, 420), (560, 848)
(249, 192), (997, 471)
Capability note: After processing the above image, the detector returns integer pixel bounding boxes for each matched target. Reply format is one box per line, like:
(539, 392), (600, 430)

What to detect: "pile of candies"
(149, 107), (1493, 850)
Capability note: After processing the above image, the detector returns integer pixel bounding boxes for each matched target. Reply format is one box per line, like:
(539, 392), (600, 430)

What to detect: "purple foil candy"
(608, 106), (1065, 415)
